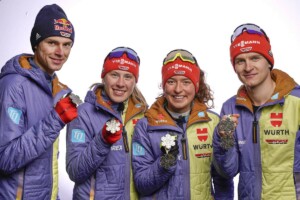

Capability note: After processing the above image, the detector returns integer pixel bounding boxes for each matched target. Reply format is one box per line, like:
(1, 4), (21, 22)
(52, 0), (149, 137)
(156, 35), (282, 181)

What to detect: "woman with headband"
(132, 49), (233, 199)
(66, 47), (147, 199)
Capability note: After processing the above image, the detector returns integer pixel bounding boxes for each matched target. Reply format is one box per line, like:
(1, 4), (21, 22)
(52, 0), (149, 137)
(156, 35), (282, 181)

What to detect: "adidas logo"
(36, 33), (41, 40)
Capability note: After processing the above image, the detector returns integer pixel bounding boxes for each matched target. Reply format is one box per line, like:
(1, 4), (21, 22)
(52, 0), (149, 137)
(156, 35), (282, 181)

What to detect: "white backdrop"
(1, 0), (300, 199)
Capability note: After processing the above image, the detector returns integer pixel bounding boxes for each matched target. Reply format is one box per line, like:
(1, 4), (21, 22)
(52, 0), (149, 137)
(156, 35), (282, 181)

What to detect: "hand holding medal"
(55, 93), (82, 124)
(102, 118), (123, 144)
(218, 114), (239, 150)
(160, 134), (179, 169)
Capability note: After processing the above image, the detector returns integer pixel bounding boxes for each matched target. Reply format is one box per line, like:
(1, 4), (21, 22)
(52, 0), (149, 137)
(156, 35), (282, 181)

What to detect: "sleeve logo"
(71, 129), (85, 143)
(132, 142), (145, 156)
(7, 107), (22, 124)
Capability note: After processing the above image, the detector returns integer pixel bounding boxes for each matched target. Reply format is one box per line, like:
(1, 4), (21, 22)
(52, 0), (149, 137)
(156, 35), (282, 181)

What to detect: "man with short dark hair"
(0, 4), (79, 199)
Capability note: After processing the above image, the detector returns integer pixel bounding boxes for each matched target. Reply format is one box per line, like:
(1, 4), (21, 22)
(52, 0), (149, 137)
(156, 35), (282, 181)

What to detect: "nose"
(244, 60), (253, 71)
(174, 82), (182, 93)
(55, 44), (64, 56)
(116, 76), (125, 87)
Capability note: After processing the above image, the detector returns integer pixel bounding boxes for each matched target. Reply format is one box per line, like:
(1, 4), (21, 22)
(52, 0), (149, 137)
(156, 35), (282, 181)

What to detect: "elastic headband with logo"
(162, 49), (200, 92)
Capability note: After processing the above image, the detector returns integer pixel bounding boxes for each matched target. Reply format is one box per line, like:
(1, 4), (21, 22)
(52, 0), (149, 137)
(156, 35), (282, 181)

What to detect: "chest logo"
(197, 128), (208, 142)
(270, 113), (283, 127)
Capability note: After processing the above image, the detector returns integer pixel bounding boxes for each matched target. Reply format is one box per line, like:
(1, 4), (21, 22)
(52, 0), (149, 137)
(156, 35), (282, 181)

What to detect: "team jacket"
(213, 69), (300, 199)
(66, 85), (146, 200)
(132, 96), (234, 200)
(0, 54), (71, 200)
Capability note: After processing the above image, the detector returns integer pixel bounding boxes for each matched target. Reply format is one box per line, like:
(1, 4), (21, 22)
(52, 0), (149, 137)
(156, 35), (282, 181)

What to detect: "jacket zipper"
(253, 113), (258, 143)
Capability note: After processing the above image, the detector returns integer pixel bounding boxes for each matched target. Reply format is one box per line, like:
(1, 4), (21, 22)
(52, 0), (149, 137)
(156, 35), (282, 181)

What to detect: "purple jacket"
(0, 54), (71, 200)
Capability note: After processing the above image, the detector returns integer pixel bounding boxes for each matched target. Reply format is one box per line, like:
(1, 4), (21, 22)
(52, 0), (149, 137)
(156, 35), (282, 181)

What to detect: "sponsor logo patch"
(132, 142), (145, 156)
(238, 140), (246, 145)
(71, 129), (85, 143)
(111, 145), (123, 151)
(155, 113), (167, 124)
(271, 92), (279, 100)
(265, 139), (288, 144)
(195, 152), (211, 158)
(133, 118), (139, 125)
(270, 113), (283, 127)
(135, 103), (141, 108)
(7, 107), (22, 124)
(197, 128), (208, 142)
(174, 70), (185, 75)
(198, 112), (205, 117)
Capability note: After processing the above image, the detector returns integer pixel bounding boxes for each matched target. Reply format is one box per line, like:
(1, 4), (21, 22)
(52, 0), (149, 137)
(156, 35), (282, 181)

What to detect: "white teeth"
(174, 96), (183, 99)
(114, 90), (124, 95)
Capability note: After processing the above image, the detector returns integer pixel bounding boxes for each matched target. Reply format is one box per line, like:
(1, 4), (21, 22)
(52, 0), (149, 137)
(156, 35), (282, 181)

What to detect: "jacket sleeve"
(212, 104), (240, 179)
(131, 118), (176, 196)
(66, 106), (111, 184)
(211, 163), (234, 200)
(0, 84), (65, 174)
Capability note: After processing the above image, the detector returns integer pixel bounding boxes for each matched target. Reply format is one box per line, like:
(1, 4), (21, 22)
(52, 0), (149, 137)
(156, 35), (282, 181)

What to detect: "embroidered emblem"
(133, 119), (139, 125)
(195, 152), (211, 158)
(111, 145), (123, 151)
(135, 103), (141, 108)
(35, 33), (41, 40)
(71, 129), (85, 143)
(158, 114), (164, 120)
(270, 113), (283, 127)
(271, 93), (279, 100)
(197, 128), (208, 142)
(198, 112), (205, 117)
(7, 107), (22, 124)
(133, 142), (145, 156)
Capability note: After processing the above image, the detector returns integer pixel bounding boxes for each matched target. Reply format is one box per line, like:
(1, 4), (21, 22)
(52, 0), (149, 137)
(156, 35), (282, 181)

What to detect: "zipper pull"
(122, 127), (129, 153)
(181, 138), (188, 160)
(252, 120), (258, 143)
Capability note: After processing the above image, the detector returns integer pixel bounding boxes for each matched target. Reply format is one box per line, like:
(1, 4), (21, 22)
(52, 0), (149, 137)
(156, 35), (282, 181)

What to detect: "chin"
(111, 97), (127, 103)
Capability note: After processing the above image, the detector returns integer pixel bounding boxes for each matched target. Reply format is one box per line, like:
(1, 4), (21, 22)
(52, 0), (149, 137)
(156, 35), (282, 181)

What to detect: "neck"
(246, 78), (276, 106)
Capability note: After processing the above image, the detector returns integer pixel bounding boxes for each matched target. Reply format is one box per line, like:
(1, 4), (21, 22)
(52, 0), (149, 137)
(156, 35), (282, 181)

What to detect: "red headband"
(162, 58), (200, 92)
(230, 32), (274, 69)
(101, 54), (139, 82)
